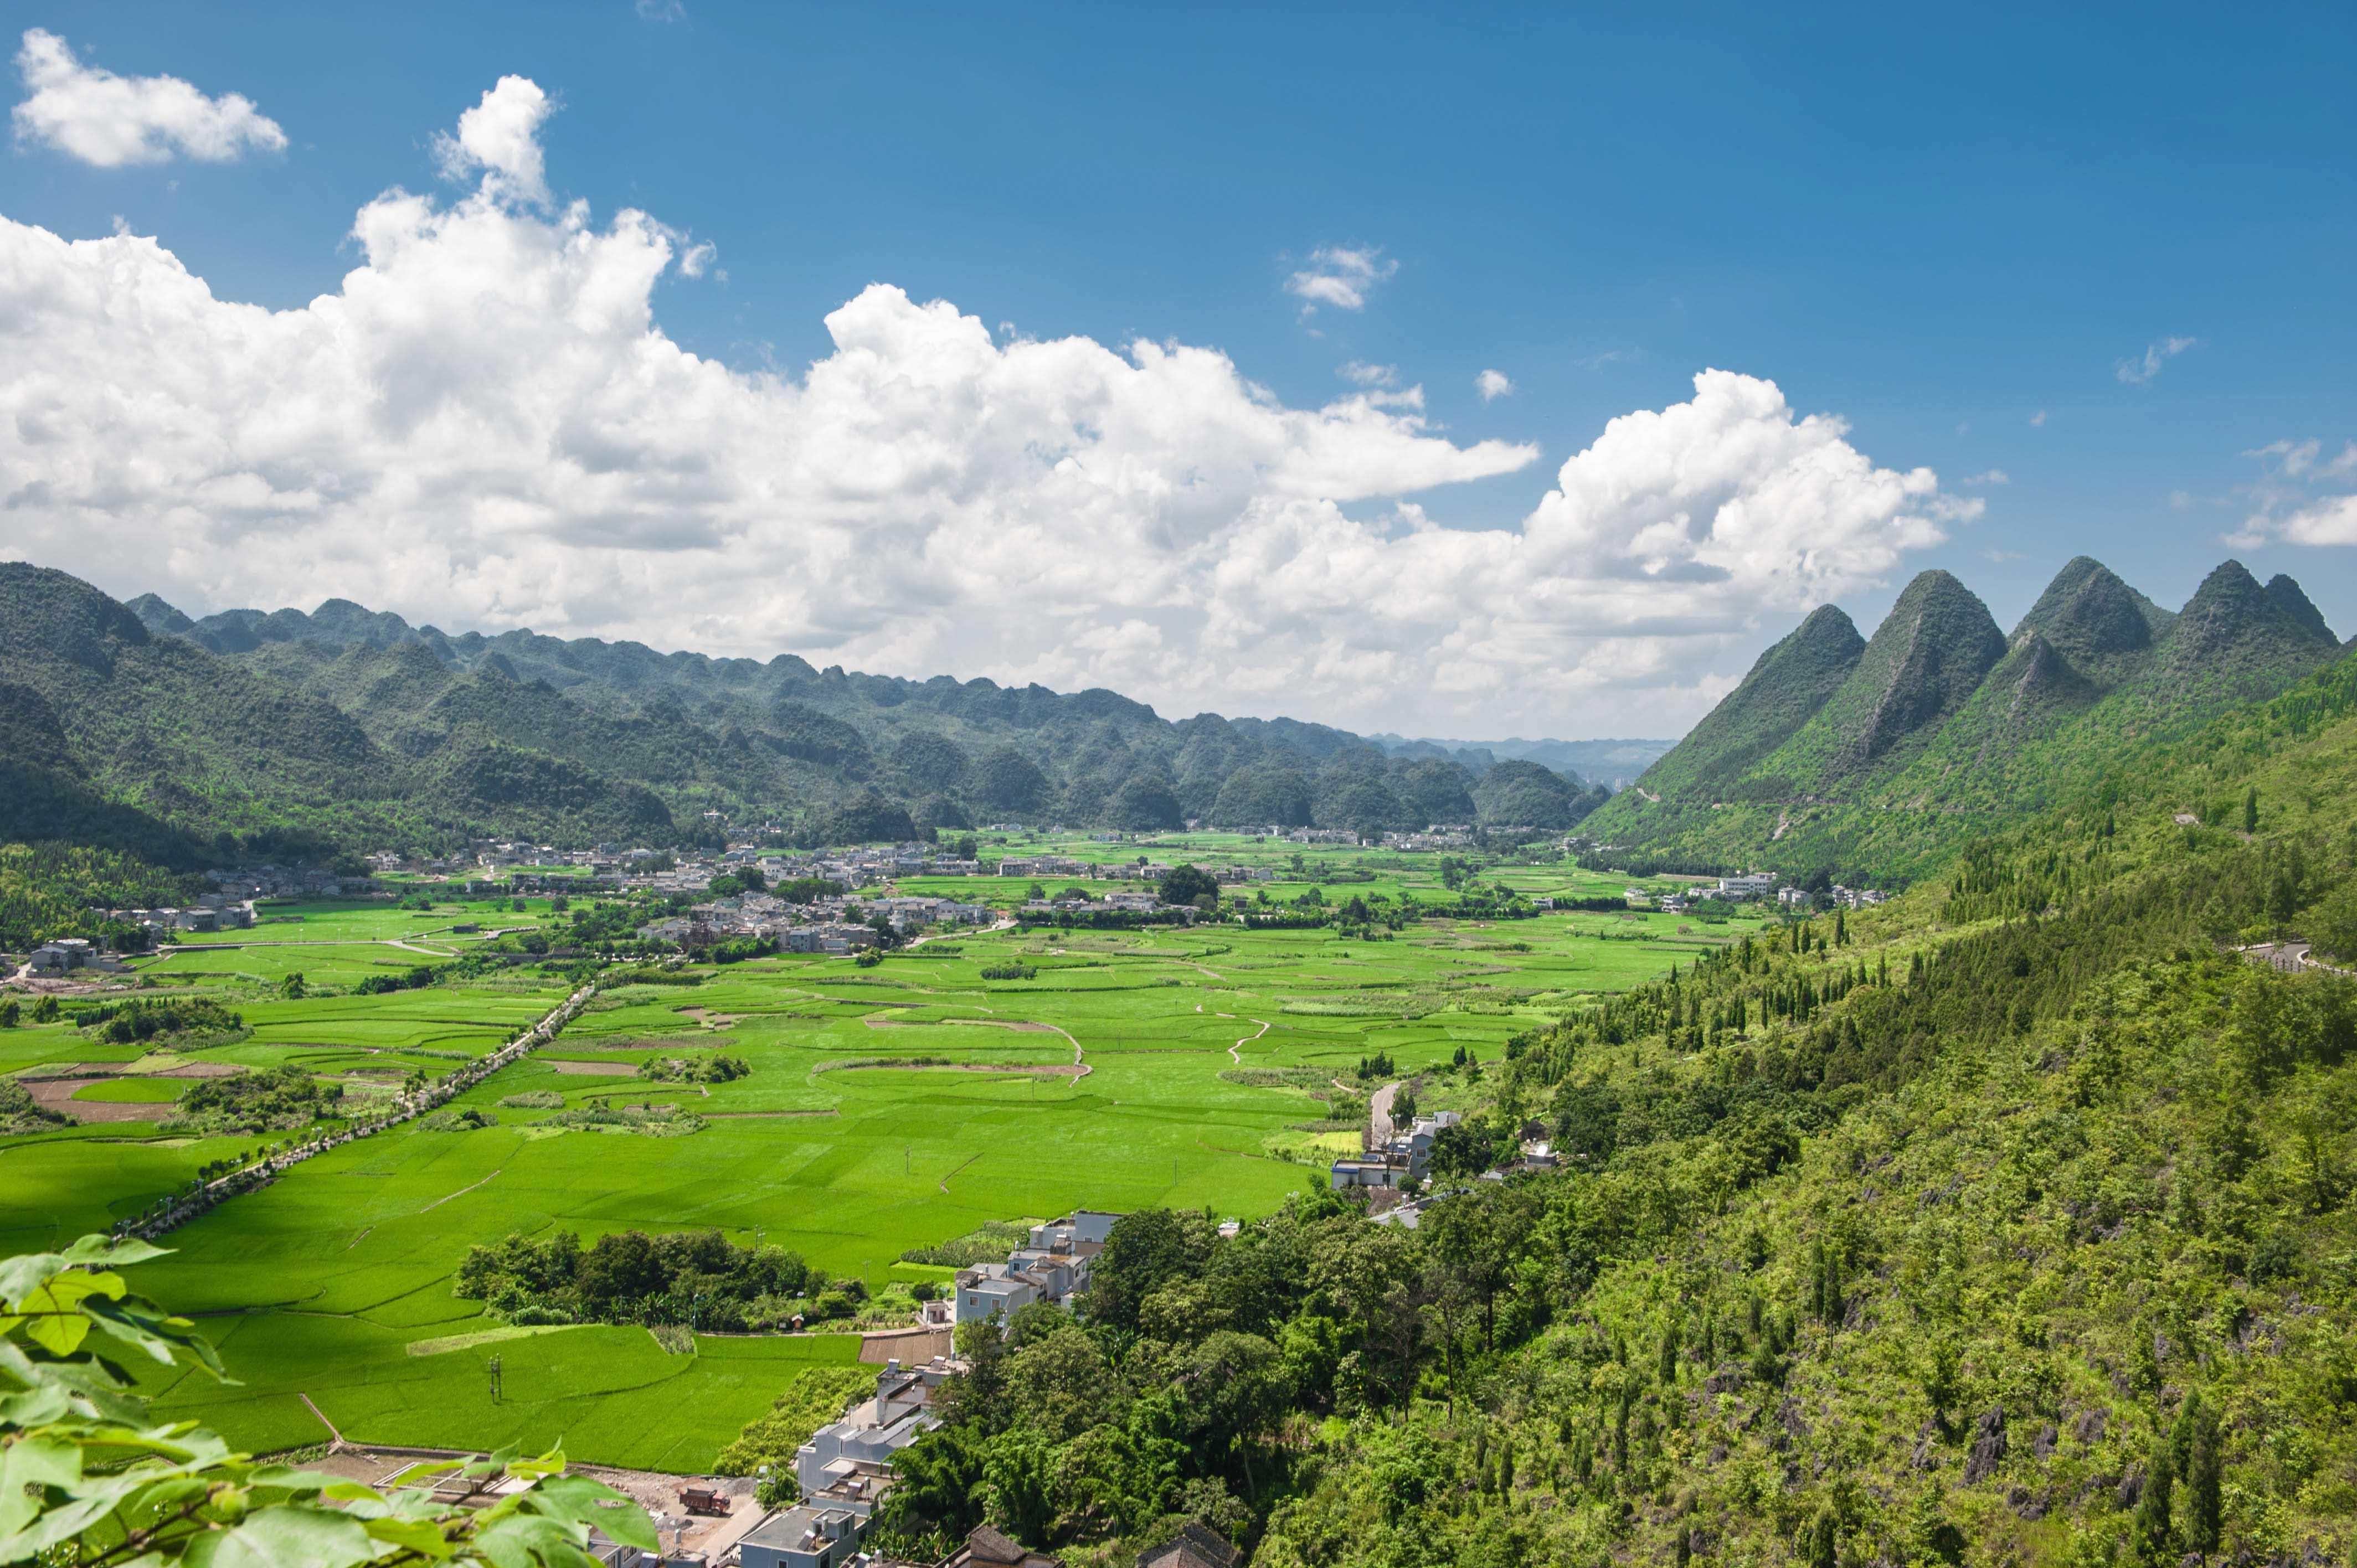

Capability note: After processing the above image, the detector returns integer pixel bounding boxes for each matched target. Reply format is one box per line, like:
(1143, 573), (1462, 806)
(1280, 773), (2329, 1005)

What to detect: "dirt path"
(419, 1168), (501, 1213)
(905, 917), (1016, 949)
(299, 1392), (346, 1446)
(1214, 1013), (1272, 1065)
(1369, 1079), (1405, 1146)
(939, 1152), (983, 1193)
(1039, 1022), (1089, 1079)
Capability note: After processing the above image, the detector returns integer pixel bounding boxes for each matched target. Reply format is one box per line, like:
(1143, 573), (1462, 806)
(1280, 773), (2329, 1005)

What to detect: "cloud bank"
(0, 77), (1968, 734)
(12, 29), (285, 167)
(2227, 439), (2357, 549)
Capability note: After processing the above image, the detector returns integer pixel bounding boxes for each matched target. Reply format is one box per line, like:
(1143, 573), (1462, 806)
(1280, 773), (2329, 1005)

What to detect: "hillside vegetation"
(1583, 558), (2343, 881)
(0, 564), (1603, 862)
(866, 643), (2357, 1568)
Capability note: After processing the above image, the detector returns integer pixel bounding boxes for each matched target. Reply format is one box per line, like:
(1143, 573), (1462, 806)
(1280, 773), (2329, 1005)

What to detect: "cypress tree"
(2185, 1400), (2222, 1563)
(2135, 1441), (2175, 1555)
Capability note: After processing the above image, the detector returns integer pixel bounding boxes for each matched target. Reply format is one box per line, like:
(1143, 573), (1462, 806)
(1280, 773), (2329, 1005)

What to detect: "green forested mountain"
(1582, 557), (2344, 881)
(0, 564), (1604, 863)
(863, 639), (2357, 1568)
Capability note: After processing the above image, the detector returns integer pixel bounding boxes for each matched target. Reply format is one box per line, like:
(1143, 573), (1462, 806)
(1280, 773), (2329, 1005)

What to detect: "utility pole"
(487, 1354), (503, 1404)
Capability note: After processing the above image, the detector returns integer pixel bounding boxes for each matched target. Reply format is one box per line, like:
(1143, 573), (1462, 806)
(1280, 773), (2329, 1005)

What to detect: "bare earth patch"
(863, 1017), (1056, 1033)
(549, 1060), (639, 1076)
(22, 1080), (157, 1122)
(835, 1061), (1086, 1079)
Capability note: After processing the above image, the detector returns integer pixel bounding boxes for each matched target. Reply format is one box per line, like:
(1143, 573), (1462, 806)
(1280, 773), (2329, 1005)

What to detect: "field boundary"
(119, 980), (598, 1242)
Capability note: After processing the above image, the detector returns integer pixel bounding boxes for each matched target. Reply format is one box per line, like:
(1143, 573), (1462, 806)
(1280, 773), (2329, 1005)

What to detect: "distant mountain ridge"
(1581, 555), (2343, 879)
(1367, 735), (1675, 790)
(0, 564), (1610, 864)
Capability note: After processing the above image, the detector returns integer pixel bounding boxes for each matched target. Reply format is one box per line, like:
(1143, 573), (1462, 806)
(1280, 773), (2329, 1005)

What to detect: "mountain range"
(0, 564), (1610, 866)
(1581, 555), (2346, 879)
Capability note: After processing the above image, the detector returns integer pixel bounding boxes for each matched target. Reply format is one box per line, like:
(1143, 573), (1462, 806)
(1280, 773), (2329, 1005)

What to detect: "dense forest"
(1583, 558), (2347, 882)
(861, 641), (2357, 1568)
(0, 563), (1612, 866)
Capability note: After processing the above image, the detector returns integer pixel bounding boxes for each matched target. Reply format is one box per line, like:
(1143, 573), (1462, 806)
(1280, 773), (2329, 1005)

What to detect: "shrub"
(168, 1065), (341, 1133)
(420, 1107), (498, 1132)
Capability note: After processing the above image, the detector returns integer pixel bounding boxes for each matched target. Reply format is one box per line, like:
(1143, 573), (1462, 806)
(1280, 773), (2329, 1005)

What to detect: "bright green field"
(71, 1077), (188, 1103)
(4, 845), (1754, 1469)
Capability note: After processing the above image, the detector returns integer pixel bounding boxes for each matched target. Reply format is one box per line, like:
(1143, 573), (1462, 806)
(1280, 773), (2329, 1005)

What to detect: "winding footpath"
(1214, 1012), (1272, 1065)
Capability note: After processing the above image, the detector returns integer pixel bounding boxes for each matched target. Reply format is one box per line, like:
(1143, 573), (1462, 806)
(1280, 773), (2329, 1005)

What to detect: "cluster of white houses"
(731, 1213), (1124, 1568)
(1329, 1108), (1562, 1195)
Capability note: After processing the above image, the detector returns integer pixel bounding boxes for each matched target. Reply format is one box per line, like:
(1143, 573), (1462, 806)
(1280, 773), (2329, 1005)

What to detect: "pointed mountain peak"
(1613, 602), (1865, 797)
(1797, 602), (1861, 634)
(1814, 568), (2005, 776)
(1874, 569), (2004, 648)
(2015, 556), (2165, 662)
(2163, 558), (2345, 680)
(2183, 558), (2268, 612)
(2174, 559), (2276, 643)
(2263, 574), (2337, 645)
(125, 592), (198, 637)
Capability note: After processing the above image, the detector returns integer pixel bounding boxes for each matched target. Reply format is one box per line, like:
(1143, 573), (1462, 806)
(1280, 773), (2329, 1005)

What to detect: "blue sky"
(1, 1), (2350, 737)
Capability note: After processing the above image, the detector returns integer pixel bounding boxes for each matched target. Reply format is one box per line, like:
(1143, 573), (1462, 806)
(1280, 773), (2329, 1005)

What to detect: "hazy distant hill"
(1581, 556), (2342, 880)
(1367, 735), (1675, 790)
(0, 565), (1607, 863)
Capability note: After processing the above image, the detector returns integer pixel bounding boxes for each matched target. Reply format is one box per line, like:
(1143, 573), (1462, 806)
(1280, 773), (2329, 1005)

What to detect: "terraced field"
(4, 844), (1755, 1467)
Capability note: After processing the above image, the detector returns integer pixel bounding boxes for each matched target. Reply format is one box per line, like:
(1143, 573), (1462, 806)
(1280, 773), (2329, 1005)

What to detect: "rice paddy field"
(2, 839), (1757, 1470)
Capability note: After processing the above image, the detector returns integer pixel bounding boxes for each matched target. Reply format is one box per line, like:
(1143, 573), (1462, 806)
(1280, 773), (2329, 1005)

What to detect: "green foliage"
(0, 840), (196, 949)
(76, 995), (244, 1045)
(455, 1228), (813, 1331)
(635, 1051), (752, 1084)
(900, 1220), (1037, 1269)
(0, 1233), (657, 1566)
(1585, 558), (2345, 882)
(0, 1076), (70, 1134)
(714, 1365), (880, 1490)
(419, 1106), (500, 1132)
(168, 1064), (341, 1133)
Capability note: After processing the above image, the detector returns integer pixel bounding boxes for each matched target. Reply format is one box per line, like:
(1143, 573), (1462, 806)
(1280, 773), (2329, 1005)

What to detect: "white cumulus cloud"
(11, 29), (285, 167)
(1285, 245), (1394, 314)
(0, 79), (1967, 735)
(1475, 368), (1514, 401)
(431, 76), (555, 205)
(2227, 437), (2357, 550)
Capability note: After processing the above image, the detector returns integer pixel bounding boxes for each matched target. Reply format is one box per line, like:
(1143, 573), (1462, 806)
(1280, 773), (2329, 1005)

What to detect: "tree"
(1923, 1338), (1962, 1436)
(2134, 1438), (2175, 1557)
(1088, 1209), (1213, 1333)
(1421, 1182), (1536, 1350)
(0, 1234), (655, 1565)
(1157, 864), (1219, 909)
(2243, 786), (2260, 834)
(1003, 1322), (1114, 1443)
(280, 971), (307, 999)
(1180, 1330), (1293, 1497)
(2184, 1395), (2223, 1564)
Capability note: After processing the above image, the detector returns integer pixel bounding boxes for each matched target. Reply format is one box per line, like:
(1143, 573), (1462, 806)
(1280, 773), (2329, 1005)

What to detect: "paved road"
(1368, 1079), (1404, 1148)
